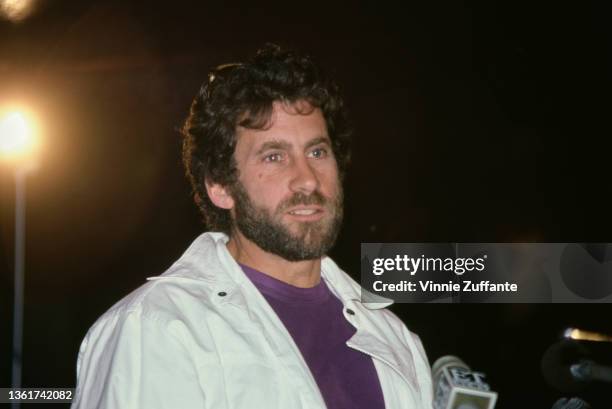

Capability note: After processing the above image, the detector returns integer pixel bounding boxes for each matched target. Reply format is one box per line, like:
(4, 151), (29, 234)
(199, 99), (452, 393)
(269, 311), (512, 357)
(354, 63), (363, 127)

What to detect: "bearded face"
(231, 180), (343, 261)
(219, 101), (344, 261)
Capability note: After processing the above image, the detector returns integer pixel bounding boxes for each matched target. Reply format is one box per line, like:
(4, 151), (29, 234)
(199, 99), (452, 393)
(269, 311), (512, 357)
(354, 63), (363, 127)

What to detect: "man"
(72, 44), (433, 409)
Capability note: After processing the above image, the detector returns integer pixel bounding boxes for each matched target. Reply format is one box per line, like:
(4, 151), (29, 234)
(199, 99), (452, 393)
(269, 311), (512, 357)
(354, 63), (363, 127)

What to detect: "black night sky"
(1, 1), (611, 408)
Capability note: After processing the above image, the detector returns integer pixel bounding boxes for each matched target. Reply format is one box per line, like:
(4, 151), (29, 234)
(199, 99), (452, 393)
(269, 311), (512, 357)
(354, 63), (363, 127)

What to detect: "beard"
(230, 181), (344, 261)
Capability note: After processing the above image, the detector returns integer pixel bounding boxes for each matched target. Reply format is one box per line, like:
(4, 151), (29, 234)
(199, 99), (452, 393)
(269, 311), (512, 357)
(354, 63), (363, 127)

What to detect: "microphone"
(432, 355), (498, 409)
(551, 397), (591, 409)
(570, 360), (612, 383)
(542, 340), (612, 392)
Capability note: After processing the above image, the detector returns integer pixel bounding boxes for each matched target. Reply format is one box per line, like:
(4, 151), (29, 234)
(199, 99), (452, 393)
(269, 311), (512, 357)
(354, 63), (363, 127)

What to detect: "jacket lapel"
(320, 258), (421, 394)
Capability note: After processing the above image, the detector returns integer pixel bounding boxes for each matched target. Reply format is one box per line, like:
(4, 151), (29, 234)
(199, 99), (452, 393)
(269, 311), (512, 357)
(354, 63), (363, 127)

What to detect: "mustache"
(278, 191), (327, 211)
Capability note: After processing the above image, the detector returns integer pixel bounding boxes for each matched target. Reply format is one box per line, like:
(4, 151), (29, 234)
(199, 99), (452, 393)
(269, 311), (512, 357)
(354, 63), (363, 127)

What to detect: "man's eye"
(309, 147), (328, 159)
(263, 152), (283, 162)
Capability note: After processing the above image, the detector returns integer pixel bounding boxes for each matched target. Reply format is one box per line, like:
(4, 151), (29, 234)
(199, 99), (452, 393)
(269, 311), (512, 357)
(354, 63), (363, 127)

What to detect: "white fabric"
(71, 232), (433, 409)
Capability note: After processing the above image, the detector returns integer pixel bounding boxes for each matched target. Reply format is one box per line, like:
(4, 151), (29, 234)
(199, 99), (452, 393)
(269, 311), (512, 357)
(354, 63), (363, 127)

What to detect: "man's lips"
(285, 206), (325, 220)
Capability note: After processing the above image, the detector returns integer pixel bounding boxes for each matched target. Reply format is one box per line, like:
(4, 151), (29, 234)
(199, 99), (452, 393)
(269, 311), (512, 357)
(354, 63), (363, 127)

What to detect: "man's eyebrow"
(254, 136), (331, 156)
(304, 136), (331, 149)
(255, 140), (292, 155)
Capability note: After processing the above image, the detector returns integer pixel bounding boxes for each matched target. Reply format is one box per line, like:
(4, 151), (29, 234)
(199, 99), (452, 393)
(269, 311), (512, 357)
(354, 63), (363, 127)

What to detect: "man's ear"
(205, 180), (235, 210)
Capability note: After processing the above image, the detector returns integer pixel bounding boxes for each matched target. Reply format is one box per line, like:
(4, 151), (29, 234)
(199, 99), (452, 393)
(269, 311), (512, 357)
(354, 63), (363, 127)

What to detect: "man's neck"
(226, 232), (322, 288)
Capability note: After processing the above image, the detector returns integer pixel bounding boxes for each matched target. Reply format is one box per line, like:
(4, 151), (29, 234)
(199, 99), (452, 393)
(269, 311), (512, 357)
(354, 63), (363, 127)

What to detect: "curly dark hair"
(181, 44), (352, 234)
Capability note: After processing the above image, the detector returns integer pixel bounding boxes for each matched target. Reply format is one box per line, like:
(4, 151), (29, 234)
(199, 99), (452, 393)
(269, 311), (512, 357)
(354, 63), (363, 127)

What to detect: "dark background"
(1, 1), (611, 407)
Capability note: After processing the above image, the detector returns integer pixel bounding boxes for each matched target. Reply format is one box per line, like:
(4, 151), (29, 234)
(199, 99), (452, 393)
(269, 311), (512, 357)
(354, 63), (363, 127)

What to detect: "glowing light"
(0, 0), (35, 22)
(564, 327), (612, 343)
(0, 110), (39, 162)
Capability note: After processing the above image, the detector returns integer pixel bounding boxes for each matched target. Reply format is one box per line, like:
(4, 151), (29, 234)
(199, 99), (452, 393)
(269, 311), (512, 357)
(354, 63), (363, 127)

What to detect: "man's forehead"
(236, 100), (329, 149)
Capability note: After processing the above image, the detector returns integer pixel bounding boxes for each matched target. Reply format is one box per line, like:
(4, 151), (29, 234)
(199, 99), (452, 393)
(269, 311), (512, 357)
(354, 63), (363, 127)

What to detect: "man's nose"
(289, 157), (319, 195)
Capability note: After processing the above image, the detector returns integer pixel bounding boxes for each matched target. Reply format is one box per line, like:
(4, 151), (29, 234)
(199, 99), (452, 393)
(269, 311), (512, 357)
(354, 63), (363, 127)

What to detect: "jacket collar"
(152, 232), (393, 310)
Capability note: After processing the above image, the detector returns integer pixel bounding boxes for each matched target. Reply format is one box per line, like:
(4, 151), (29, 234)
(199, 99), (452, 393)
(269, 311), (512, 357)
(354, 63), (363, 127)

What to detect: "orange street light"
(1, 108), (41, 408)
(0, 110), (40, 165)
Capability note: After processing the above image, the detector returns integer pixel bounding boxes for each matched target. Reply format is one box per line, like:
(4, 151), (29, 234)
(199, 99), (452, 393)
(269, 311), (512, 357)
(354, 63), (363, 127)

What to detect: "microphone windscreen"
(551, 397), (591, 409)
(541, 341), (589, 393)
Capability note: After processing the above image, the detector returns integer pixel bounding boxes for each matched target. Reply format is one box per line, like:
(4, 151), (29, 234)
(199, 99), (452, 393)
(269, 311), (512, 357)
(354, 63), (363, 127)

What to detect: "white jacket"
(72, 232), (433, 409)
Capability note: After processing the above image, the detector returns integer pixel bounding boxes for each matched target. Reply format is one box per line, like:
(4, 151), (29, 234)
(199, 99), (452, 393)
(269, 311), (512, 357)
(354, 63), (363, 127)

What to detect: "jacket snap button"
(218, 291), (227, 297)
(346, 308), (355, 315)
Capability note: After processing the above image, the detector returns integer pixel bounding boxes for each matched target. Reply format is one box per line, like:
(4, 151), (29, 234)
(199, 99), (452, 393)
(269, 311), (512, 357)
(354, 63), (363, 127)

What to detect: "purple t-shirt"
(241, 264), (385, 409)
